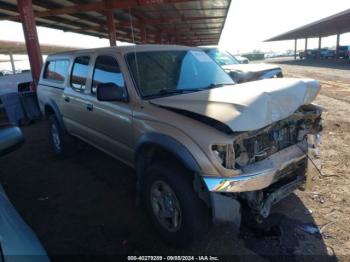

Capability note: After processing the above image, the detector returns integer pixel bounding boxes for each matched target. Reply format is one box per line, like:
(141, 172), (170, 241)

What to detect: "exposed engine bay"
(233, 104), (322, 168)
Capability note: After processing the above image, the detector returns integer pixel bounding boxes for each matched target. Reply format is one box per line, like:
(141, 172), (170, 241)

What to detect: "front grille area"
(234, 120), (300, 167)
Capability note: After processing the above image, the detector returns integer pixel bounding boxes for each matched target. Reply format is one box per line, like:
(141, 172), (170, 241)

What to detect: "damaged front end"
(233, 104), (322, 169)
(205, 104), (322, 224)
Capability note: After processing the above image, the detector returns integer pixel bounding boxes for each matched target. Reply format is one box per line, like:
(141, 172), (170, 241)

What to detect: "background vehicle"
(299, 49), (318, 59)
(338, 45), (350, 59)
(0, 70), (13, 76)
(200, 47), (283, 83)
(234, 55), (249, 64)
(0, 126), (49, 261)
(37, 45), (322, 246)
(320, 48), (335, 58)
(300, 48), (335, 59)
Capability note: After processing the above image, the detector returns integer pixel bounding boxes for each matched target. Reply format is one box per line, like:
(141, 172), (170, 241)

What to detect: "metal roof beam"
(70, 23), (222, 33)
(1, 0), (198, 20)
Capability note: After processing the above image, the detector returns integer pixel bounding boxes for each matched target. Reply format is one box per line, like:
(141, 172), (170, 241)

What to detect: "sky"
(0, 0), (349, 70)
(219, 0), (350, 54)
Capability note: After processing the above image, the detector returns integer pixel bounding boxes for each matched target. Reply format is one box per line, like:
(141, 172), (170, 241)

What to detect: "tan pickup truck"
(37, 45), (322, 246)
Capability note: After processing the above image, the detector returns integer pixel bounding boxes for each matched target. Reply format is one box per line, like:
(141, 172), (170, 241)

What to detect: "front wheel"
(48, 115), (69, 156)
(142, 162), (210, 246)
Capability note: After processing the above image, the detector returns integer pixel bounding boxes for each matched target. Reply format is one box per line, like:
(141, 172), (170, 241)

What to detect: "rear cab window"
(71, 56), (90, 92)
(42, 59), (69, 84)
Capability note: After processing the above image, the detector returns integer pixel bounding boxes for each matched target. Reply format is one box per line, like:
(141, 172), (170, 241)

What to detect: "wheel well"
(135, 143), (211, 207)
(136, 143), (189, 177)
(44, 105), (55, 118)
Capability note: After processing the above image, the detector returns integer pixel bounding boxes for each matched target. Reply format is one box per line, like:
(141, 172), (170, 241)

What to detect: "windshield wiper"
(157, 88), (200, 95)
(145, 88), (202, 99)
(144, 84), (233, 99)
(201, 83), (233, 90)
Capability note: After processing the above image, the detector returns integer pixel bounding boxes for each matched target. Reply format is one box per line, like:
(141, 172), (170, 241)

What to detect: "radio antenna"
(129, 6), (141, 87)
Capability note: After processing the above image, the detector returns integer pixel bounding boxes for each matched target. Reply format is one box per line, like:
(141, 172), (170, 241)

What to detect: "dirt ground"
(267, 58), (350, 259)
(0, 59), (349, 261)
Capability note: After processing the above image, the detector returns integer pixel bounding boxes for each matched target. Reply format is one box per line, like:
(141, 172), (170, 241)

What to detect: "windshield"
(126, 50), (234, 98)
(204, 49), (240, 66)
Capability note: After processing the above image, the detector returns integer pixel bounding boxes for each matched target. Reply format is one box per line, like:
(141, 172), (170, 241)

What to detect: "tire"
(48, 114), (69, 156)
(141, 161), (210, 246)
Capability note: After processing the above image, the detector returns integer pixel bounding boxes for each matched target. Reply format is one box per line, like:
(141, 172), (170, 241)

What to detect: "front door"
(78, 54), (134, 165)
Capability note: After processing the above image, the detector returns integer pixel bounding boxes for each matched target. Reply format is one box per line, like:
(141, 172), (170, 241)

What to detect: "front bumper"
(204, 134), (320, 193)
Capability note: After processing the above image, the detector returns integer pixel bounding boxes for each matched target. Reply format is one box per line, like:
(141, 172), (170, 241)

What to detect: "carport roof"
(265, 8), (350, 41)
(0, 0), (231, 46)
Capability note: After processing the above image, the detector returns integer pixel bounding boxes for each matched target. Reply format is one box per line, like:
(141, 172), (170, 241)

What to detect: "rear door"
(60, 55), (94, 139)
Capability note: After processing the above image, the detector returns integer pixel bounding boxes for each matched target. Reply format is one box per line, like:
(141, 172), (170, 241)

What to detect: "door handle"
(86, 103), (93, 111)
(64, 96), (70, 102)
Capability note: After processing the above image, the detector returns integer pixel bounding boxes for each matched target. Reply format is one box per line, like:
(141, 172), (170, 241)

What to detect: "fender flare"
(135, 133), (212, 208)
(135, 132), (201, 174)
(44, 99), (66, 132)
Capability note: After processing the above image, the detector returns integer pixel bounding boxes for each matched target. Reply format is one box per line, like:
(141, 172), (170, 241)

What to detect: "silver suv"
(37, 45), (322, 245)
(200, 47), (283, 83)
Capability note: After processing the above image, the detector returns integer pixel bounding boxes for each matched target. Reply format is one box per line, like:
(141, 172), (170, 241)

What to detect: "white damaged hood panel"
(150, 78), (320, 132)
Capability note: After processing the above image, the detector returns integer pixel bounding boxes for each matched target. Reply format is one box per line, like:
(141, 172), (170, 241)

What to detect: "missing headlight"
(211, 144), (235, 169)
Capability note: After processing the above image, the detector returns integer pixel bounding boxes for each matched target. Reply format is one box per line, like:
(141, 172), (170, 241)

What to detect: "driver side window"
(92, 55), (125, 94)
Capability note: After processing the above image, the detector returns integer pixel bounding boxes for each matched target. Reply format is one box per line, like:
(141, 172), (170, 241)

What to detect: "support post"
(294, 39), (297, 60)
(9, 52), (16, 74)
(106, 10), (116, 46)
(17, 0), (43, 90)
(335, 33), (340, 59)
(304, 38), (308, 59)
(318, 36), (322, 58)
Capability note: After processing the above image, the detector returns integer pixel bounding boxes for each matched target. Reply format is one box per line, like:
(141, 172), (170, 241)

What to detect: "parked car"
(0, 70), (13, 76)
(299, 49), (319, 59)
(233, 55), (249, 64)
(338, 45), (350, 59)
(0, 126), (49, 261)
(200, 47), (283, 83)
(320, 48), (335, 59)
(37, 45), (322, 246)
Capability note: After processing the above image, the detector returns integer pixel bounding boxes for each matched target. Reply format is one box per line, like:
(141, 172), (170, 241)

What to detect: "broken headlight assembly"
(211, 144), (235, 169)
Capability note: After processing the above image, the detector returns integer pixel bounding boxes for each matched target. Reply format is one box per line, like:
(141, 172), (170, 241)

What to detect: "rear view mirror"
(96, 83), (127, 102)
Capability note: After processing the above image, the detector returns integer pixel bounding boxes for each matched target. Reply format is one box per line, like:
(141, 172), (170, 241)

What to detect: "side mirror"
(96, 82), (127, 102)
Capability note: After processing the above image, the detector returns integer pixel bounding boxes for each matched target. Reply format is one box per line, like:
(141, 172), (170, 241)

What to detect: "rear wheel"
(142, 162), (210, 246)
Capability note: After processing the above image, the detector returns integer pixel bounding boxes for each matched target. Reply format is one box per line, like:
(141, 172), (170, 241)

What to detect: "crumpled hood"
(150, 78), (320, 132)
(222, 63), (281, 73)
